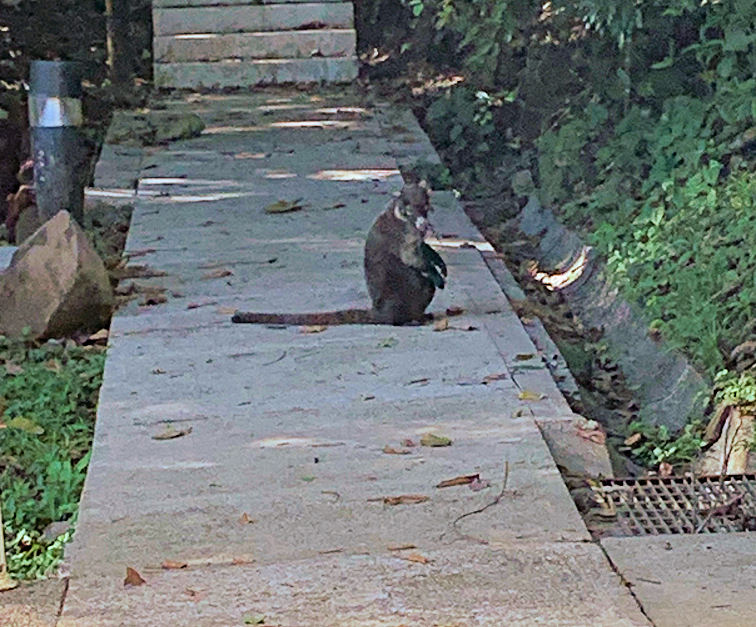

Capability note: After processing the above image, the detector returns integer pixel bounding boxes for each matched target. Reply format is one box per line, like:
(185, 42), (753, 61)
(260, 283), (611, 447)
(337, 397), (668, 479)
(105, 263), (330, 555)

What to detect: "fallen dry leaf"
(433, 317), (449, 332)
(469, 477), (491, 492)
(114, 281), (136, 296)
(515, 353), (536, 360)
(124, 567), (146, 587)
(184, 588), (201, 599)
(321, 490), (341, 502)
(216, 306), (238, 315)
(87, 329), (109, 343)
(151, 425), (192, 440)
(318, 548), (343, 555)
(406, 377), (429, 386)
(446, 306), (465, 317)
(186, 300), (218, 310)
(324, 202), (346, 210)
(243, 613), (266, 625)
(264, 198), (305, 214)
(436, 474), (479, 488)
(239, 512), (255, 525)
(400, 552), (431, 564)
(380, 495), (429, 506)
(7, 416), (44, 435)
(401, 438), (417, 447)
(112, 264), (166, 280)
(152, 368), (166, 375)
(383, 445), (412, 455)
(139, 293), (168, 306)
(126, 248), (155, 258)
(577, 425), (606, 445)
(301, 325), (328, 334)
(518, 389), (545, 401)
(624, 432), (642, 446)
(659, 462), (674, 478)
(232, 556), (253, 565)
(455, 324), (479, 331)
(387, 544), (417, 551)
(482, 372), (508, 384)
(0, 575), (18, 591)
(3, 363), (23, 375)
(202, 268), (233, 280)
(420, 433), (452, 447)
(161, 560), (188, 570)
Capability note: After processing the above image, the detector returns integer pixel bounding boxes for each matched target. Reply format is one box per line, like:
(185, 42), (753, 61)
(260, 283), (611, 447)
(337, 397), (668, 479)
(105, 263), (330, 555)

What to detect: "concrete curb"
(374, 104), (614, 479)
(515, 195), (708, 431)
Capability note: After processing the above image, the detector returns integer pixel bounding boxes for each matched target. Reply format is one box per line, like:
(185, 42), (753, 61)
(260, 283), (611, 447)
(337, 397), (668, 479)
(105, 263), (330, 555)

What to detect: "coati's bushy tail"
(231, 309), (377, 325)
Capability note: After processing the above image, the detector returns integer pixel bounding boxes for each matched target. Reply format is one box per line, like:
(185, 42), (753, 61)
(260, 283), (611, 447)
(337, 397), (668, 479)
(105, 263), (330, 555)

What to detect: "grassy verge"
(1, 338), (104, 579)
(1, 204), (129, 580)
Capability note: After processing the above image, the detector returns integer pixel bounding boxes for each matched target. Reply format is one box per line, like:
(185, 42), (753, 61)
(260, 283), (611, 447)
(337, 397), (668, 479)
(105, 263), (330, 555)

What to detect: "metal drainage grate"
(597, 474), (756, 535)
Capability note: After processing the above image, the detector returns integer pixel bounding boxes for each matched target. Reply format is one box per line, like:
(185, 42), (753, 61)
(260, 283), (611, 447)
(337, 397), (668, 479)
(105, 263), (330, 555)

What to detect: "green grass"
(1, 336), (105, 579)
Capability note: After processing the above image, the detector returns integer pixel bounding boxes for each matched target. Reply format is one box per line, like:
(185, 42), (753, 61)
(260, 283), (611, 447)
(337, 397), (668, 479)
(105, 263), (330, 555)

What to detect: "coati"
(231, 181), (446, 326)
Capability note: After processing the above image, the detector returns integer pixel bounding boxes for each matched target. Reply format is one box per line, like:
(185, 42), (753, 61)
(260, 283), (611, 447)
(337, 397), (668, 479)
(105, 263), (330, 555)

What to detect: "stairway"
(152, 0), (358, 88)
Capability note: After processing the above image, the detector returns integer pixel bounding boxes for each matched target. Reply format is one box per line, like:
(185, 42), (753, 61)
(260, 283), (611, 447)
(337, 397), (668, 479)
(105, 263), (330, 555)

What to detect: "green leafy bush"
(535, 0), (755, 384)
(627, 421), (705, 467)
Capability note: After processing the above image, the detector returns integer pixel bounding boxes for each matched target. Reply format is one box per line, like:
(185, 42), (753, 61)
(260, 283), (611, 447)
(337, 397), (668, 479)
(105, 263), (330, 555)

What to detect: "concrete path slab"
(61, 88), (649, 625)
(61, 543), (647, 627)
(602, 533), (756, 627)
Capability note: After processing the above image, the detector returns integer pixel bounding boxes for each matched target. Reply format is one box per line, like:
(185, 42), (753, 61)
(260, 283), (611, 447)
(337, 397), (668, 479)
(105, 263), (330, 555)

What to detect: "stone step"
(154, 0), (343, 6)
(153, 2), (354, 36)
(155, 29), (356, 62)
(154, 57), (358, 88)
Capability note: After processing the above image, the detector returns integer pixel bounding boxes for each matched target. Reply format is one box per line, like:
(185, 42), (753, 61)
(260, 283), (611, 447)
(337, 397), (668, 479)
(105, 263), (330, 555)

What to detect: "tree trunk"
(106, 0), (132, 88)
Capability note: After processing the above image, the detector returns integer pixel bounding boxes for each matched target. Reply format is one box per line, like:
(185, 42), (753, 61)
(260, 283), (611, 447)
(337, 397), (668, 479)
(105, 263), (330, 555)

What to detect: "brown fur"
(231, 309), (378, 325)
(232, 182), (440, 327)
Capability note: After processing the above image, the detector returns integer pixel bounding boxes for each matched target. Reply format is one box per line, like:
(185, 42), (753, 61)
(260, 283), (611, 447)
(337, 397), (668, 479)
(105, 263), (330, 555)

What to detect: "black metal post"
(28, 61), (84, 223)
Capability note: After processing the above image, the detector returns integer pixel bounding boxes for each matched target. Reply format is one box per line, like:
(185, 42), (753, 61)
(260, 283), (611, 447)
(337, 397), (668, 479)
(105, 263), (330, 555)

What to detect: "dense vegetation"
(359, 0), (755, 434)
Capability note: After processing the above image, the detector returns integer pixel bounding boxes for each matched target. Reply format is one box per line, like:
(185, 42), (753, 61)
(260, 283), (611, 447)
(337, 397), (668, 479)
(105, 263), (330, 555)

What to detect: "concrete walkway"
(60, 88), (649, 625)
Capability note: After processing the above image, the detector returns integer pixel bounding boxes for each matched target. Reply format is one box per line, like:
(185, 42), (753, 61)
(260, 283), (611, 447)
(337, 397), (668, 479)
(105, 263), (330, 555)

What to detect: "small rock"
(0, 210), (114, 338)
(42, 520), (71, 543)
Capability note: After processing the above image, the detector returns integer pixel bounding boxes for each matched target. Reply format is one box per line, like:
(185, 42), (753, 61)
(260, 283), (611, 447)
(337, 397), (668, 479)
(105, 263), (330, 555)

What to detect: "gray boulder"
(0, 210), (114, 338)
